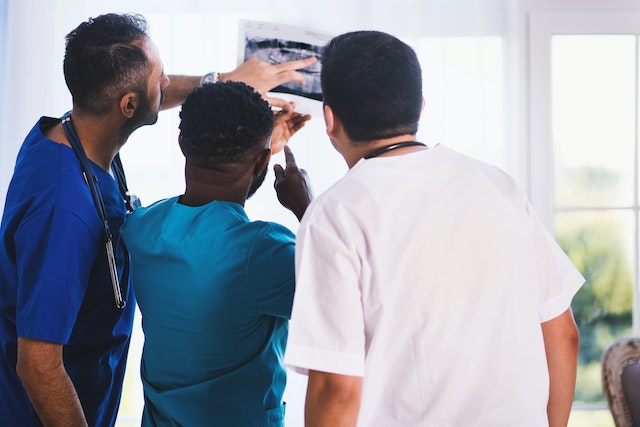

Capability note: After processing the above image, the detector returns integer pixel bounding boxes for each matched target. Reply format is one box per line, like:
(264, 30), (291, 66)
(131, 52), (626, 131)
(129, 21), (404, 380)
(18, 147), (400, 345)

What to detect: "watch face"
(202, 72), (219, 85)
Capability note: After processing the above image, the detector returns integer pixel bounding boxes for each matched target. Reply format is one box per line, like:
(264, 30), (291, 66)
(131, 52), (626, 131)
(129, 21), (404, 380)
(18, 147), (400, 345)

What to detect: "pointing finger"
(274, 56), (317, 73)
(283, 145), (297, 168)
(265, 96), (289, 110)
(273, 164), (284, 182)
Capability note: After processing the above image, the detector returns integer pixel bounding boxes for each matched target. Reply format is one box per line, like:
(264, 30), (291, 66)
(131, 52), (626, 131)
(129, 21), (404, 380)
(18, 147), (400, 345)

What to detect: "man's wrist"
(200, 71), (219, 86)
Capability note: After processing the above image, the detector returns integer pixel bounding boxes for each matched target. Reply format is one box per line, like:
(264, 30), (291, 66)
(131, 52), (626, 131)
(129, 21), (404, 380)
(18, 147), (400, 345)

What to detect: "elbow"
(16, 356), (38, 390)
(306, 370), (363, 425)
(16, 349), (35, 381)
(321, 386), (361, 411)
(16, 353), (43, 386)
(16, 338), (64, 387)
(562, 310), (581, 357)
(569, 323), (580, 357)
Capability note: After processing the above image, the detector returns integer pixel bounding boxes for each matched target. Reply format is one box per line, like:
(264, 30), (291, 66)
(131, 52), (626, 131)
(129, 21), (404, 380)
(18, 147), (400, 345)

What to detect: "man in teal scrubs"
(121, 81), (312, 426)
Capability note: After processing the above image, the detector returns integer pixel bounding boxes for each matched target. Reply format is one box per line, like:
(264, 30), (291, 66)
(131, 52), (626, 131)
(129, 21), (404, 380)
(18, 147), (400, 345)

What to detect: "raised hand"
(270, 104), (311, 155)
(223, 57), (318, 109)
(273, 145), (313, 221)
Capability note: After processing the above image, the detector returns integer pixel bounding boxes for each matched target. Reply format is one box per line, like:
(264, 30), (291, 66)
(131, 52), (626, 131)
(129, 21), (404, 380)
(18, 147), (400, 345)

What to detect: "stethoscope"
(60, 111), (139, 309)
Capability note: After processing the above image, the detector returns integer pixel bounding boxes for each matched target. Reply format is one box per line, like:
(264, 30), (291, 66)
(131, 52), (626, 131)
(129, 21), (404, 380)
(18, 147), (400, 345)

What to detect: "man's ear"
(323, 104), (346, 140)
(120, 92), (139, 119)
(323, 104), (336, 138)
(253, 148), (271, 175)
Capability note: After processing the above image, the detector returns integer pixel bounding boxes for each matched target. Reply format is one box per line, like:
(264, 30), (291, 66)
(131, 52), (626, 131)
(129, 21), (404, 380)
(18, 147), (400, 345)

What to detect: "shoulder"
(434, 145), (525, 204)
(244, 221), (296, 262)
(249, 221), (296, 246)
(127, 197), (175, 219)
(121, 197), (175, 233)
(437, 145), (518, 183)
(300, 175), (360, 233)
(243, 221), (296, 276)
(7, 138), (102, 234)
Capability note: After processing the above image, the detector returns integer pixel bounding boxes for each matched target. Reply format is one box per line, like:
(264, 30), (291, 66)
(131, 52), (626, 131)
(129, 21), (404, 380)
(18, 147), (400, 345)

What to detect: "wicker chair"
(602, 337), (640, 427)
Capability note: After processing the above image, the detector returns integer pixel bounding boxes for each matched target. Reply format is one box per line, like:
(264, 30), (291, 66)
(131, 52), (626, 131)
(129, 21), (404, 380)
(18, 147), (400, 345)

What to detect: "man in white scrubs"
(285, 30), (583, 427)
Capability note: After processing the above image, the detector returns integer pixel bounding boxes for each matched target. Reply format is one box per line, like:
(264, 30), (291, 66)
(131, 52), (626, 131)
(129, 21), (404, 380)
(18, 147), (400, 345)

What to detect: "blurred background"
(2, 1), (640, 425)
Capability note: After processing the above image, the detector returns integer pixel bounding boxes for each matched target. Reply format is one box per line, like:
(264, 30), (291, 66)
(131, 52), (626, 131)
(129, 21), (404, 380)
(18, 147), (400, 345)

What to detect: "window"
(553, 36), (635, 407)
(528, 7), (640, 425)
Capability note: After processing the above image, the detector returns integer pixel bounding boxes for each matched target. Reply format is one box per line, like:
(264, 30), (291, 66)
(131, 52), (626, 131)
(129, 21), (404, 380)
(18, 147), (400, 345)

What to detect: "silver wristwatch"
(200, 71), (220, 86)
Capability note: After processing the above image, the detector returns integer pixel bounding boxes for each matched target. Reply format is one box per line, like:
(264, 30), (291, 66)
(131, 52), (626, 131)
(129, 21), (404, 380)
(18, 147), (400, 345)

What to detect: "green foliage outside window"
(556, 216), (633, 403)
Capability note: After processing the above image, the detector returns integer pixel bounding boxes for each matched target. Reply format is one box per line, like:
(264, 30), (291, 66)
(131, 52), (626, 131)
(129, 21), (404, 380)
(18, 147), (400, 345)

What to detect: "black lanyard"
(60, 111), (135, 309)
(363, 141), (427, 159)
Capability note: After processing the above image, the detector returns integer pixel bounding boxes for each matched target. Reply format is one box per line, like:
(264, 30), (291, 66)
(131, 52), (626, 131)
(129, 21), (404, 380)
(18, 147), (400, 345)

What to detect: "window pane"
(552, 35), (636, 208)
(555, 210), (634, 404)
(417, 36), (507, 170)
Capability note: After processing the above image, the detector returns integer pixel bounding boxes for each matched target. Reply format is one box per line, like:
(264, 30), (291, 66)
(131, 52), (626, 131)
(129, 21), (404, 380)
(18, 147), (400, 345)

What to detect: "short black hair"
(321, 31), (422, 142)
(179, 82), (274, 170)
(63, 13), (150, 115)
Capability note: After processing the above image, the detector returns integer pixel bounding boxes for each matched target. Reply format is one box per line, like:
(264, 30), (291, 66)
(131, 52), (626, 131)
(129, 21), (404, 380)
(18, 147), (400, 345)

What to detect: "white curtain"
(0, 0), (520, 210)
(0, 0), (9, 197)
(0, 0), (519, 424)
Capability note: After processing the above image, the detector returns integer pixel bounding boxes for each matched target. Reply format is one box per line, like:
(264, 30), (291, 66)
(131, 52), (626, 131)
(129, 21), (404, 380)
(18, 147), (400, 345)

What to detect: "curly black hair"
(179, 82), (274, 170)
(64, 13), (150, 115)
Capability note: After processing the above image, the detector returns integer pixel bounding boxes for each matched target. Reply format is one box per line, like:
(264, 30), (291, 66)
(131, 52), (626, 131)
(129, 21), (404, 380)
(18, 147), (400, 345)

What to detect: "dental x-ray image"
(239, 21), (333, 115)
(244, 37), (323, 101)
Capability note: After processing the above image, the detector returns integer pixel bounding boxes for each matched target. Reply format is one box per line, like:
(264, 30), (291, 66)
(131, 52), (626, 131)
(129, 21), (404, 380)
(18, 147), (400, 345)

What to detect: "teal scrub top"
(121, 197), (296, 426)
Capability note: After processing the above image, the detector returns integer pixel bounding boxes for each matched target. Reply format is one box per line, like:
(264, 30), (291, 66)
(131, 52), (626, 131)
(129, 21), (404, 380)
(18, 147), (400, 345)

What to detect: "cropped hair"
(321, 31), (422, 142)
(179, 82), (274, 170)
(64, 13), (150, 115)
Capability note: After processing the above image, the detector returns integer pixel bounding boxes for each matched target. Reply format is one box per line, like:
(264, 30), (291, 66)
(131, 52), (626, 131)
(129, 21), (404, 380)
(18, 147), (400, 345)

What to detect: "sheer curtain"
(0, 0), (8, 199)
(0, 0), (519, 425)
(0, 0), (520, 209)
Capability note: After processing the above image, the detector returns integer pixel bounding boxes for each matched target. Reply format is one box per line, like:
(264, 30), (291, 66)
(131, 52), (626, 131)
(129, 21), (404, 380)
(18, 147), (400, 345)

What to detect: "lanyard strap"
(363, 141), (427, 159)
(60, 111), (129, 309)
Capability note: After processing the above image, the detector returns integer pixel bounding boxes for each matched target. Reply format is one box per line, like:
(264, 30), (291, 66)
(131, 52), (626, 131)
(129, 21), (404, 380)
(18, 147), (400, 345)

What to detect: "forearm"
(305, 370), (362, 427)
(17, 337), (88, 427)
(162, 70), (271, 110)
(162, 75), (201, 110)
(542, 309), (580, 427)
(163, 55), (317, 111)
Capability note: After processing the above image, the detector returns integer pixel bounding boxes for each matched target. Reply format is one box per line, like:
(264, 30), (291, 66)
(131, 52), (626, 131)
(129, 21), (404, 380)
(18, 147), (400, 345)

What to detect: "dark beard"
(123, 92), (160, 136)
(247, 166), (268, 199)
(134, 92), (160, 127)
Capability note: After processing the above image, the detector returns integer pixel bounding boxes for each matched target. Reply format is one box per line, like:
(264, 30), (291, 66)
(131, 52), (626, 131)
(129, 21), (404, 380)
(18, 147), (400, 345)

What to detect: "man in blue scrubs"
(0, 13), (314, 426)
(121, 81), (312, 426)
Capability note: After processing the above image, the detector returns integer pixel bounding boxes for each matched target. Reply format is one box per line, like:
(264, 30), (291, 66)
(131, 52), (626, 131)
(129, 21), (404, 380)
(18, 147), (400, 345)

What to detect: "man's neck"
(343, 134), (421, 168)
(70, 113), (128, 171)
(180, 164), (250, 207)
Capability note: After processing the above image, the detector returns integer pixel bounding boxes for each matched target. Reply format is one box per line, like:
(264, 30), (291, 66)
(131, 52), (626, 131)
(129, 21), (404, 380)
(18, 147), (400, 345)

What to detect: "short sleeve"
(15, 207), (100, 343)
(285, 201), (366, 377)
(526, 200), (585, 322)
(245, 223), (296, 319)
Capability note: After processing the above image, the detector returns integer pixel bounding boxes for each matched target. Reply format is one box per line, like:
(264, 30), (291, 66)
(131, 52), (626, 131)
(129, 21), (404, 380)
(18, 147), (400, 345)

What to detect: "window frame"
(526, 6), (640, 338)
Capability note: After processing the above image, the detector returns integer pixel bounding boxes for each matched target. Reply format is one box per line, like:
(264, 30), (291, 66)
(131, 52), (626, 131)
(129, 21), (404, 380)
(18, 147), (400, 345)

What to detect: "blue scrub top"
(0, 117), (135, 426)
